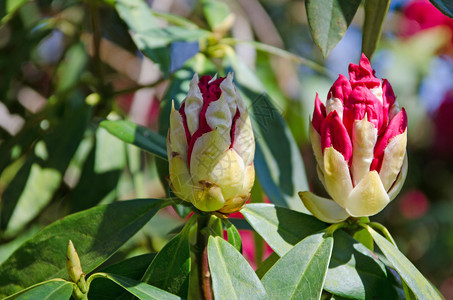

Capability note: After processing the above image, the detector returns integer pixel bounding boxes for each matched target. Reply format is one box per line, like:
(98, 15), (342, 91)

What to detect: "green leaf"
(201, 0), (231, 31)
(430, 0), (453, 18)
(262, 233), (333, 299)
(362, 0), (391, 58)
(255, 252), (280, 279)
(141, 217), (194, 298)
(115, 0), (209, 77)
(0, 199), (164, 298)
(223, 219), (242, 252)
(4, 280), (73, 300)
(100, 120), (167, 160)
(0, 0), (28, 24)
(90, 273), (180, 300)
(306, 0), (361, 57)
(227, 52), (309, 212)
(207, 236), (267, 300)
(325, 231), (400, 299)
(89, 253), (156, 299)
(242, 204), (400, 299)
(352, 227), (374, 251)
(241, 204), (327, 256)
(56, 42), (88, 94)
(368, 227), (441, 300)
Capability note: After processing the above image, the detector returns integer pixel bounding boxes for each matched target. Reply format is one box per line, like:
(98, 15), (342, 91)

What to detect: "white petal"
(189, 129), (229, 184)
(205, 96), (233, 145)
(309, 120), (324, 173)
(345, 171), (390, 217)
(323, 146), (353, 208)
(370, 85), (383, 104)
(388, 153), (408, 201)
(222, 73), (246, 114)
(169, 101), (188, 160)
(379, 130), (407, 191)
(299, 191), (349, 223)
(326, 98), (344, 120)
(184, 73), (204, 135)
(232, 111), (255, 166)
(351, 117), (377, 186)
(210, 149), (245, 201)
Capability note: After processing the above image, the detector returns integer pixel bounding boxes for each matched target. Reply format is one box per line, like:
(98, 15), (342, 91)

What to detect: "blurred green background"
(1, 0), (453, 298)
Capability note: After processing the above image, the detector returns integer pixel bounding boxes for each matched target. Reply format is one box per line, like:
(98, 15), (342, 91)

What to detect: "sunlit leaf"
(207, 236), (267, 300)
(4, 280), (73, 300)
(0, 199), (164, 298)
(368, 227), (441, 300)
(306, 0), (361, 57)
(262, 233), (333, 299)
(100, 120), (167, 160)
(90, 273), (180, 300)
(223, 219), (242, 252)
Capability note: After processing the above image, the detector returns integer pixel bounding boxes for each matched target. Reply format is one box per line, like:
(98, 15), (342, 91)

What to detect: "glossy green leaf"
(0, 199), (164, 298)
(201, 0), (231, 31)
(262, 233), (333, 299)
(90, 273), (180, 300)
(141, 217), (194, 298)
(368, 227), (441, 300)
(430, 0), (453, 18)
(362, 0), (391, 58)
(100, 120), (167, 160)
(4, 280), (73, 300)
(242, 204), (400, 299)
(352, 227), (374, 251)
(89, 253), (156, 299)
(223, 219), (242, 252)
(241, 204), (326, 256)
(208, 236), (266, 299)
(306, 0), (361, 57)
(227, 52), (309, 212)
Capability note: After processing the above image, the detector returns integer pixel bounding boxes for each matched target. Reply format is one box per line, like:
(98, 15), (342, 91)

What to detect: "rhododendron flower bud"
(300, 54), (408, 223)
(167, 73), (255, 214)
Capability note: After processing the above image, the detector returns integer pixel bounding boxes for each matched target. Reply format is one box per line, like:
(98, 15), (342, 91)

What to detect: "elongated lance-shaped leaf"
(208, 236), (267, 300)
(368, 226), (442, 300)
(262, 233), (333, 299)
(4, 280), (74, 300)
(0, 199), (165, 298)
(306, 0), (361, 57)
(223, 219), (242, 252)
(100, 120), (167, 160)
(89, 273), (180, 300)
(141, 216), (195, 298)
(362, 0), (391, 58)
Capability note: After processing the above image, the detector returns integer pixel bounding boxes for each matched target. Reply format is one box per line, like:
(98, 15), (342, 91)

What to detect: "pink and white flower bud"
(300, 54), (408, 223)
(167, 73), (255, 214)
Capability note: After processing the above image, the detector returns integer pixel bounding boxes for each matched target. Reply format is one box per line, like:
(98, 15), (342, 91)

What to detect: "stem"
(196, 215), (213, 300)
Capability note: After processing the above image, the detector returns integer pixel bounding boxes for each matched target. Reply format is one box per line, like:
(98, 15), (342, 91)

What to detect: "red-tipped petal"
(328, 74), (352, 102)
(371, 108), (408, 172)
(343, 85), (384, 136)
(312, 93), (326, 133)
(381, 79), (396, 130)
(348, 53), (381, 89)
(321, 111), (352, 163)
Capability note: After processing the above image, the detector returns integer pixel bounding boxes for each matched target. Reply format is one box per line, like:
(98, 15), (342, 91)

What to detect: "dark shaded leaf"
(362, 0), (391, 58)
(4, 280), (73, 300)
(430, 0), (453, 18)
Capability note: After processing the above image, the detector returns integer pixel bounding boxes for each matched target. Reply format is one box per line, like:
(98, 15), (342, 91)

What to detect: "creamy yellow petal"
(210, 149), (245, 201)
(205, 96), (233, 145)
(345, 171), (390, 217)
(169, 155), (194, 203)
(189, 129), (229, 183)
(351, 117), (377, 185)
(242, 164), (255, 194)
(169, 101), (188, 159)
(299, 191), (349, 223)
(326, 98), (344, 120)
(323, 146), (353, 208)
(184, 73), (203, 135)
(388, 153), (408, 201)
(379, 130), (407, 191)
(192, 181), (225, 212)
